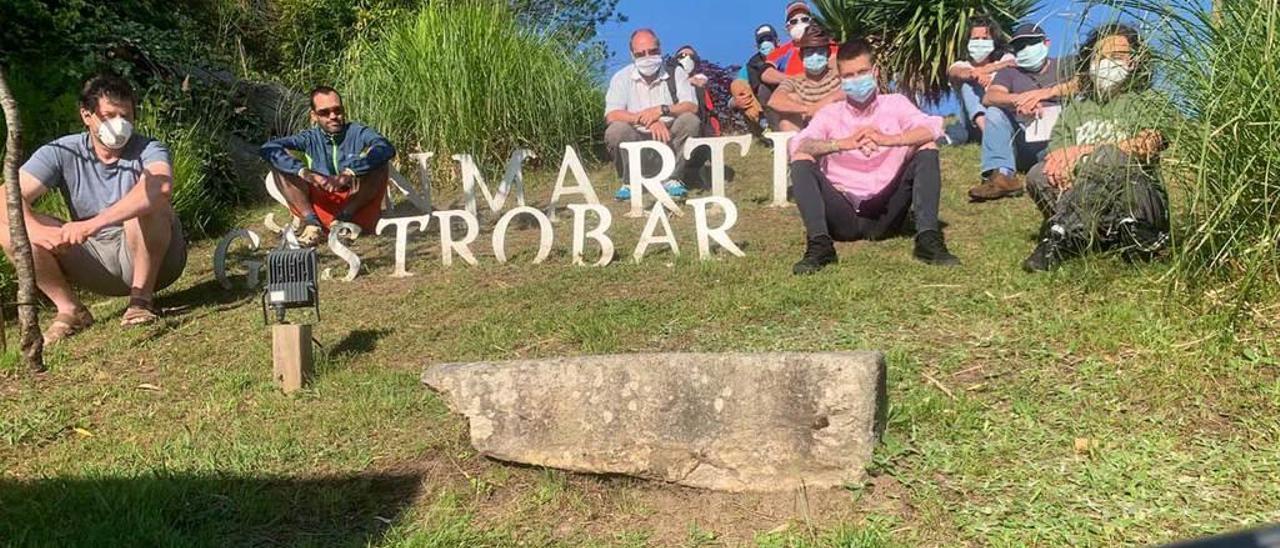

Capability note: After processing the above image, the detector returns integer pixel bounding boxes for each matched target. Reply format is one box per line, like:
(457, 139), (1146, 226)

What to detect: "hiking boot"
(792, 236), (838, 275)
(295, 224), (324, 248)
(969, 171), (1024, 202)
(913, 230), (961, 267)
(1023, 223), (1082, 273)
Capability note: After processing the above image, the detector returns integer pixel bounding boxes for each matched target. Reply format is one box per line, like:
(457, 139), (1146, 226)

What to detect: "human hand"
(1043, 146), (1089, 189)
(59, 220), (98, 247)
(305, 171), (334, 191)
(690, 74), (709, 87)
(649, 121), (672, 143)
(732, 93), (752, 110)
(977, 72), (995, 88)
(333, 172), (355, 192)
(30, 224), (65, 252)
(1015, 89), (1050, 115)
(636, 107), (664, 127)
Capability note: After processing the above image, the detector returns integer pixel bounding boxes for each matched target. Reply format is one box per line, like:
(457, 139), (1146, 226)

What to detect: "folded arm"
(345, 127), (396, 176)
(260, 133), (309, 175)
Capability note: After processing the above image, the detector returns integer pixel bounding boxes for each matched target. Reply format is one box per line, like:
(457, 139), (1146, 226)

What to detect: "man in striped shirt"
(767, 25), (845, 132)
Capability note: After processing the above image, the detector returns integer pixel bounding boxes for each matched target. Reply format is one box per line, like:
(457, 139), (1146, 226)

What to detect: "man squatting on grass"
(604, 28), (701, 202)
(260, 86), (396, 248)
(4, 74), (188, 345)
(1019, 24), (1174, 272)
(788, 39), (961, 275)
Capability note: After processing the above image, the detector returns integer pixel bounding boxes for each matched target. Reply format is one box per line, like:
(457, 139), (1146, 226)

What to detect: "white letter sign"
(454, 149), (535, 217)
(547, 146), (599, 213)
(765, 131), (796, 207)
(633, 203), (680, 262)
(688, 197), (746, 260)
(376, 214), (432, 277)
(434, 210), (480, 267)
(569, 204), (614, 267)
(619, 141), (683, 218)
(684, 135), (752, 198)
(492, 206), (555, 264)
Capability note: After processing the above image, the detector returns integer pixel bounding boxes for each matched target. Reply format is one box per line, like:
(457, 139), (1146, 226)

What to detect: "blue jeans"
(948, 81), (987, 145)
(981, 106), (1049, 175)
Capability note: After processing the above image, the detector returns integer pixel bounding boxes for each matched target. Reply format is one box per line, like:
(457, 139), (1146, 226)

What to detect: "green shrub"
(339, 1), (604, 185)
(1107, 0), (1280, 313)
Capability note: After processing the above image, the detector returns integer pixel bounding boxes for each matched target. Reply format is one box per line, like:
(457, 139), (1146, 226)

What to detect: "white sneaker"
(331, 220), (362, 245)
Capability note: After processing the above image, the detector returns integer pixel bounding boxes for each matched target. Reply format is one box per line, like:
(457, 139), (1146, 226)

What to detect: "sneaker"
(968, 171), (1024, 202)
(331, 220), (362, 245)
(913, 230), (961, 266)
(1022, 223), (1080, 273)
(296, 224), (324, 248)
(792, 236), (838, 275)
(663, 180), (688, 198)
(614, 185), (631, 201)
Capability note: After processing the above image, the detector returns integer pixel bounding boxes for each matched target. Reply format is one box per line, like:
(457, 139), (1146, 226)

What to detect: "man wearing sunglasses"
(260, 86), (396, 248)
(605, 28), (701, 201)
(7, 73), (188, 342)
(767, 24), (845, 132)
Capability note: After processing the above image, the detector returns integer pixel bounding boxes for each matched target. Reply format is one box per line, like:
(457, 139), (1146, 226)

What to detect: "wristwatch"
(661, 104), (671, 117)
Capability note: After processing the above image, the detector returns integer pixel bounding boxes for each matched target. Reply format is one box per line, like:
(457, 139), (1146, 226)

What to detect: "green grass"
(1, 144), (1278, 546)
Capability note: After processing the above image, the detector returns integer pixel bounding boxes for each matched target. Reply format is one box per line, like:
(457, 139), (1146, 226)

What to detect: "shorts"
(291, 179), (388, 233)
(56, 217), (189, 297)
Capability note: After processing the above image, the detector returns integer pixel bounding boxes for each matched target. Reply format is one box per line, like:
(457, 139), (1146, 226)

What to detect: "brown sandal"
(43, 308), (95, 346)
(120, 298), (160, 326)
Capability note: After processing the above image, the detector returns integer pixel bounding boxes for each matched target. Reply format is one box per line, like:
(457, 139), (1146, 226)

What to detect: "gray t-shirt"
(21, 133), (170, 221)
(992, 57), (1075, 105)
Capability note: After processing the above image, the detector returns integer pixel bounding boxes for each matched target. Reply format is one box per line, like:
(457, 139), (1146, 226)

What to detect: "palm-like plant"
(813, 0), (1039, 103)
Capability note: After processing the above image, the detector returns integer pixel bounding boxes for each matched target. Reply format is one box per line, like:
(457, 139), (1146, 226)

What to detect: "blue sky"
(597, 0), (1128, 116)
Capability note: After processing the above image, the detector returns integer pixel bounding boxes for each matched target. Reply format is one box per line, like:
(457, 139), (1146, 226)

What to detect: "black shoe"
(793, 236), (838, 275)
(913, 230), (961, 266)
(1022, 238), (1062, 272)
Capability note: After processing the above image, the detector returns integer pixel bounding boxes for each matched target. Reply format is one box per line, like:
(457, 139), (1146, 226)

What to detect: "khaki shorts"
(56, 218), (188, 297)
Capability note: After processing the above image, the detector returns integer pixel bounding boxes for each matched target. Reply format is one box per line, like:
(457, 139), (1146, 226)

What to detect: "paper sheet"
(1020, 105), (1062, 143)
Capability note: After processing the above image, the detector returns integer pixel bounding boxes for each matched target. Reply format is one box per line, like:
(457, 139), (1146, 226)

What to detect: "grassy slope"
(1, 144), (1277, 547)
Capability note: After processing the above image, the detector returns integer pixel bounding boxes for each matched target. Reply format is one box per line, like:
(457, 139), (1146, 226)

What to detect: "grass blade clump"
(341, 2), (604, 188)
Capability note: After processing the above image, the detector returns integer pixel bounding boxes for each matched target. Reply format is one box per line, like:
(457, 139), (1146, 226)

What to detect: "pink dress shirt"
(790, 94), (944, 201)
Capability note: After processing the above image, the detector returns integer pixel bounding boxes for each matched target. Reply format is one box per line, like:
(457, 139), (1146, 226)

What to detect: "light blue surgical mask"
(759, 41), (776, 57)
(803, 52), (829, 74)
(842, 74), (877, 103)
(1016, 42), (1050, 70)
(968, 39), (995, 63)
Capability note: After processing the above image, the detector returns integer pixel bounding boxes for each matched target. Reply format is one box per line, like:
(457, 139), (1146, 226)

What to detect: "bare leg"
(975, 114), (987, 133)
(273, 169), (316, 217)
(338, 165), (389, 220)
(122, 207), (173, 303)
(0, 204), (84, 315)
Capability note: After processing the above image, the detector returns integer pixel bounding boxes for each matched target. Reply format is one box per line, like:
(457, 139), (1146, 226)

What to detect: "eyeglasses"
(787, 15), (813, 26)
(314, 106), (344, 118)
(632, 47), (661, 59)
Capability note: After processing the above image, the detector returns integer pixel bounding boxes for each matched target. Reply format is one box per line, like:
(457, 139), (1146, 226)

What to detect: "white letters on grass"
(765, 131), (796, 207)
(619, 141), (683, 218)
(434, 210), (481, 267)
(493, 206), (554, 264)
(547, 146), (600, 213)
(689, 197), (745, 260)
(569, 204), (614, 267)
(376, 214), (432, 277)
(456, 149), (535, 217)
(633, 203), (680, 262)
(684, 135), (752, 198)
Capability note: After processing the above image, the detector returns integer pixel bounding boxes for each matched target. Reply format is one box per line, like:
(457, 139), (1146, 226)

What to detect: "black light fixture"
(261, 247), (320, 325)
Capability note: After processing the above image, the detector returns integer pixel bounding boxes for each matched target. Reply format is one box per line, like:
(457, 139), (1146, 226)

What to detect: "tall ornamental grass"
(1106, 0), (1279, 310)
(340, 2), (604, 185)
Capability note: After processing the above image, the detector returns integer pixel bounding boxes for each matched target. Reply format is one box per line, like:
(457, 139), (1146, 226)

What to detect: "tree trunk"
(0, 65), (45, 372)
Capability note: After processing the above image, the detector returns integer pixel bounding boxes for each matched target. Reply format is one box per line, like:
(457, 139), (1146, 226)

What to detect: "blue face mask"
(1016, 42), (1050, 70)
(803, 52), (829, 74)
(842, 74), (877, 103)
(759, 41), (776, 57)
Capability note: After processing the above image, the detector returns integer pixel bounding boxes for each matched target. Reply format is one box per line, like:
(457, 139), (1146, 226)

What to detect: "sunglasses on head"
(314, 106), (344, 117)
(632, 47), (661, 58)
(788, 15), (813, 26)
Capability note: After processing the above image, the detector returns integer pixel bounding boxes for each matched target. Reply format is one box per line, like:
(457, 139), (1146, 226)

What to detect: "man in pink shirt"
(789, 38), (961, 274)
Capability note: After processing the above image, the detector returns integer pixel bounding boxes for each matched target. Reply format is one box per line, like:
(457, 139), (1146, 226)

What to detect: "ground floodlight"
(261, 247), (319, 325)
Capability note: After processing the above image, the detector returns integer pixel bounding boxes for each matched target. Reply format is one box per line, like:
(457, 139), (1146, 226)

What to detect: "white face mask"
(635, 55), (663, 77)
(1091, 58), (1131, 93)
(968, 39), (995, 63)
(789, 23), (809, 42)
(96, 116), (134, 150)
(678, 57), (695, 74)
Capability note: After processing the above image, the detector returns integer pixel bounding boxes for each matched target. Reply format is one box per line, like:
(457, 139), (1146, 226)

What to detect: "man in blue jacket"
(260, 86), (396, 247)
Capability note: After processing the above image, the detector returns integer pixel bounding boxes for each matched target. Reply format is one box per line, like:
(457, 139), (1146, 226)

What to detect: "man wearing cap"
(730, 25), (788, 136)
(968, 23), (1080, 202)
(604, 28), (701, 201)
(772, 2), (836, 77)
(768, 24), (844, 132)
(788, 38), (961, 274)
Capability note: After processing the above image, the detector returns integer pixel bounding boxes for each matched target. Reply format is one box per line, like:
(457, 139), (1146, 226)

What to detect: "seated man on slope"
(1021, 24), (1176, 272)
(789, 38), (961, 275)
(260, 86), (396, 247)
(5, 73), (188, 343)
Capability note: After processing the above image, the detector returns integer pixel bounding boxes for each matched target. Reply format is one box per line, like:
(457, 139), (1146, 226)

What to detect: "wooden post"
(272, 324), (313, 394)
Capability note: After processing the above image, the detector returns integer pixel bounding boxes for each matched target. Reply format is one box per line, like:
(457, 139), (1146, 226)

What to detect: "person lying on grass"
(1021, 24), (1176, 272)
(260, 86), (396, 248)
(604, 28), (701, 201)
(766, 24), (845, 133)
(969, 23), (1081, 203)
(3, 73), (188, 345)
(788, 38), (961, 275)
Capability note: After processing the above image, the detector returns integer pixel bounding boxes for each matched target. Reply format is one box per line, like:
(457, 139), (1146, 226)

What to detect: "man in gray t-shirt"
(3, 74), (187, 345)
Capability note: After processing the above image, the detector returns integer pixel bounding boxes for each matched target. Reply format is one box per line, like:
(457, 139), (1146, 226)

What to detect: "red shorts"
(289, 180), (387, 233)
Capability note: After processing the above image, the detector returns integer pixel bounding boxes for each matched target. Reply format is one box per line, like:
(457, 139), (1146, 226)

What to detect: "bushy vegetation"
(340, 1), (606, 179)
(1101, 0), (1280, 314)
